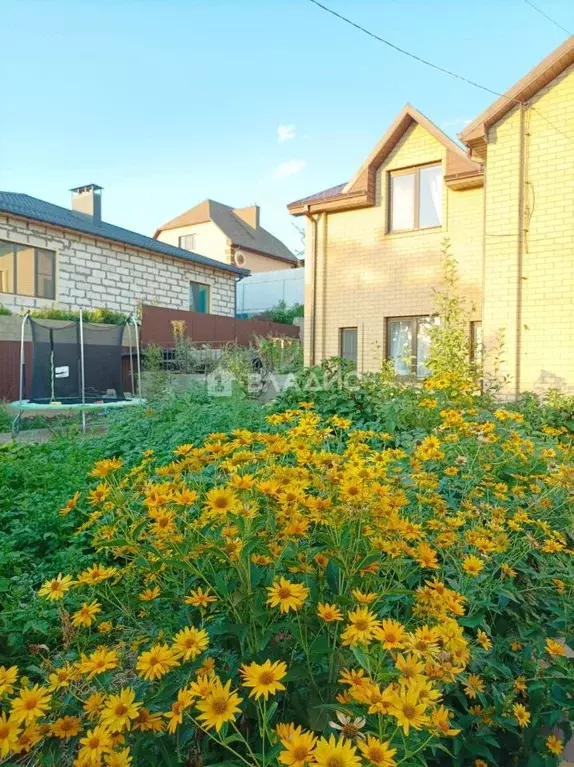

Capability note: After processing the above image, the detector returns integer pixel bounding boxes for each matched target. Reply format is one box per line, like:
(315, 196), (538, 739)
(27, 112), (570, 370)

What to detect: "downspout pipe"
(305, 208), (319, 366)
(515, 104), (527, 399)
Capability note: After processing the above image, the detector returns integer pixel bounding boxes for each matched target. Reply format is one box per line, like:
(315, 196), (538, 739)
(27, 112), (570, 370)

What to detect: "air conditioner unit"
(232, 250), (247, 267)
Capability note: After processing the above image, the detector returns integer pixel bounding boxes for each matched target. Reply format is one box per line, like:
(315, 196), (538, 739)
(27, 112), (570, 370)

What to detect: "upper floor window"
(0, 239), (56, 299)
(179, 234), (197, 252)
(189, 281), (210, 313)
(389, 163), (442, 232)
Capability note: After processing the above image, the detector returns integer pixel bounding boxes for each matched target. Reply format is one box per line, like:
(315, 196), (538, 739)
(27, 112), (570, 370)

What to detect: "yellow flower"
(546, 734), (563, 755)
(0, 712), (21, 758)
(476, 630), (492, 651)
(136, 643), (180, 681)
(133, 708), (165, 733)
(72, 600), (102, 628)
(100, 688), (142, 732)
(10, 684), (52, 725)
(204, 486), (239, 515)
(51, 716), (83, 739)
(76, 564), (117, 586)
(98, 621), (113, 634)
(500, 563), (517, 578)
(462, 555), (485, 576)
(139, 586), (161, 602)
(463, 674), (485, 699)
(241, 659), (287, 700)
(14, 722), (43, 754)
(105, 747), (133, 767)
(376, 619), (406, 650)
(90, 457), (123, 477)
(414, 542), (440, 570)
(165, 688), (194, 734)
(48, 663), (77, 690)
(0, 665), (18, 697)
(351, 589), (377, 604)
(341, 607), (381, 647)
(545, 637), (567, 657)
(79, 648), (119, 679)
(430, 706), (461, 737)
(195, 678), (243, 732)
(189, 674), (216, 699)
(266, 577), (309, 613)
(512, 703), (530, 728)
(78, 726), (114, 764)
(184, 586), (217, 608)
(84, 692), (106, 718)
(278, 727), (317, 766)
(172, 626), (210, 662)
(317, 603), (343, 622)
(358, 735), (397, 766)
(514, 676), (527, 694)
(312, 735), (361, 767)
(394, 653), (425, 682)
(388, 685), (430, 735)
(38, 573), (75, 600)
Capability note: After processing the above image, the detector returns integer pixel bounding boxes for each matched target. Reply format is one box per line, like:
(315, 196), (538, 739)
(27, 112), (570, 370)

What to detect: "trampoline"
(11, 310), (144, 434)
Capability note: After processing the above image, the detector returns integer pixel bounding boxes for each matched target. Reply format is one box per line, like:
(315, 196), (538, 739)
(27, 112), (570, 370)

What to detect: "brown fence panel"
(140, 305), (299, 348)
(0, 341), (32, 401)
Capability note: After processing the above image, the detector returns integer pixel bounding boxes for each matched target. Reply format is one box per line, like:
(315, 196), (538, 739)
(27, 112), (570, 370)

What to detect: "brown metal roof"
(155, 199), (296, 264)
(288, 104), (483, 215)
(460, 36), (574, 147)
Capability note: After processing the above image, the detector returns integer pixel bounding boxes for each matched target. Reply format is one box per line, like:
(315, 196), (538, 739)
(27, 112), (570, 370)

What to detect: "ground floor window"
(386, 316), (436, 377)
(340, 327), (358, 367)
(189, 281), (210, 313)
(0, 239), (56, 299)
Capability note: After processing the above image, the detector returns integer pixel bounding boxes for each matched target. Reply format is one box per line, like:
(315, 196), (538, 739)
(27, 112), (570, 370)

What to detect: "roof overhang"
(288, 103), (483, 216)
(460, 36), (574, 152)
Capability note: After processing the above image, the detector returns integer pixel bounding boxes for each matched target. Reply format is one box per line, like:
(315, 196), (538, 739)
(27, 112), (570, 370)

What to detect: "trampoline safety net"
(29, 319), (126, 404)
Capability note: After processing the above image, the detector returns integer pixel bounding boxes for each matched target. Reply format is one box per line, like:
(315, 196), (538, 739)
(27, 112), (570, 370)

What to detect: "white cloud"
(441, 117), (472, 130)
(273, 159), (307, 180)
(277, 124), (296, 142)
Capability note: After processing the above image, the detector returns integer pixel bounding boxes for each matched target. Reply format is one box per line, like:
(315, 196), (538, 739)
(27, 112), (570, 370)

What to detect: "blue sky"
(1, 0), (572, 253)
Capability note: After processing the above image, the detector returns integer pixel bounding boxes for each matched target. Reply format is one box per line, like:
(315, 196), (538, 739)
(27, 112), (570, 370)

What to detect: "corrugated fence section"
(140, 304), (300, 347)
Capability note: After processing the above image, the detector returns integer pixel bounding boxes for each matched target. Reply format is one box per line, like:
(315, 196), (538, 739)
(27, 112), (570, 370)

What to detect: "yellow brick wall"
(484, 63), (574, 395)
(309, 123), (483, 371)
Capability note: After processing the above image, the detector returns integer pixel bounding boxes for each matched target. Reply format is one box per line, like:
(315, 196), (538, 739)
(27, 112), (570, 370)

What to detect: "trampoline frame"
(11, 310), (143, 435)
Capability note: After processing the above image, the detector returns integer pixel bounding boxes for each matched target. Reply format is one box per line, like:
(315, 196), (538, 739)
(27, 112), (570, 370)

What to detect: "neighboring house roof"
(0, 192), (248, 276)
(460, 35), (574, 149)
(155, 199), (297, 264)
(288, 104), (483, 215)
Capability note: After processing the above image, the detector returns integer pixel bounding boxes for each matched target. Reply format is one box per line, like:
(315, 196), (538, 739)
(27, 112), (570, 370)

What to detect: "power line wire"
(307, 0), (574, 147)
(307, 0), (505, 100)
(522, 0), (571, 36)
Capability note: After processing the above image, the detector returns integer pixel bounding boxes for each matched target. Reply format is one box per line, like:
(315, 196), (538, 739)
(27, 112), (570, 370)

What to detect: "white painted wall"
(236, 267), (304, 315)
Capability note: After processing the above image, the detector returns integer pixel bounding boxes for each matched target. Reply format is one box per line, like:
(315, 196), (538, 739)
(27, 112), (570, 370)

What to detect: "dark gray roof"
(0, 192), (248, 276)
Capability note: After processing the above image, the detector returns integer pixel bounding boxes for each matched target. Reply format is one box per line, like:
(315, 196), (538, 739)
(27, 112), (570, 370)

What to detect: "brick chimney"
(70, 184), (103, 223)
(233, 204), (260, 229)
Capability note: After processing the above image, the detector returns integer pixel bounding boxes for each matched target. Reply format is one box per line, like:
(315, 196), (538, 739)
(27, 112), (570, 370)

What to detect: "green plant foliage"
(0, 304), (12, 316)
(255, 300), (304, 325)
(28, 306), (128, 325)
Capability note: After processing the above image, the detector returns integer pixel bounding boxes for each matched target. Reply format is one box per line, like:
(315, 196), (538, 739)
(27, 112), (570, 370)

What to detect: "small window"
(340, 327), (358, 367)
(389, 163), (442, 232)
(387, 316), (436, 377)
(0, 239), (56, 299)
(189, 281), (210, 313)
(179, 234), (197, 252)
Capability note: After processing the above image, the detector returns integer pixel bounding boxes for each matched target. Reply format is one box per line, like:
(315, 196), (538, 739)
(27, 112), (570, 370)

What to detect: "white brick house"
(0, 185), (247, 317)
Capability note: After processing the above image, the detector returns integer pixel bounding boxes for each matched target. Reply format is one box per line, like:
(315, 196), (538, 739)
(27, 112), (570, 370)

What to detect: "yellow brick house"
(288, 37), (574, 396)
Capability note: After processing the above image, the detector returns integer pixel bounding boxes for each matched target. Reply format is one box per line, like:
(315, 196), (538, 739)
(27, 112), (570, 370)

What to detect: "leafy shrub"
(28, 306), (128, 325)
(0, 304), (11, 316)
(256, 300), (304, 325)
(0, 378), (571, 766)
